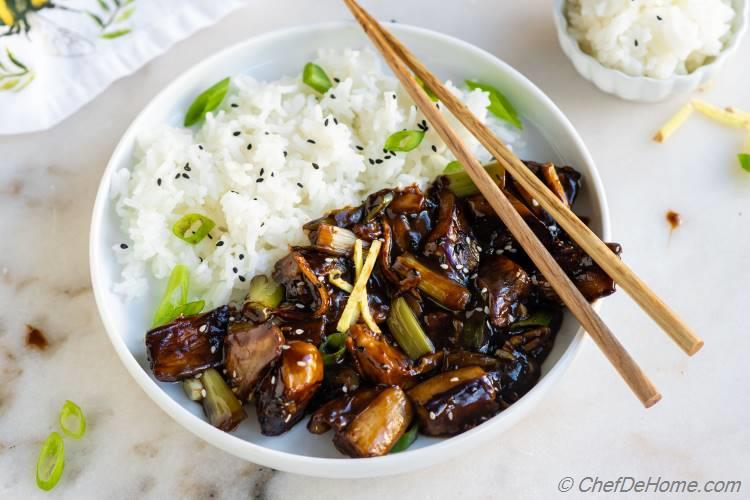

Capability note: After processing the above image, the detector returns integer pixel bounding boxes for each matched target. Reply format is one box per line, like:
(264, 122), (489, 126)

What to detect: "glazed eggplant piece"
(200, 368), (247, 431)
(407, 367), (499, 436)
(346, 324), (414, 386)
(145, 306), (229, 382)
(308, 387), (381, 434)
(332, 386), (414, 458)
(225, 322), (285, 401)
(312, 364), (362, 406)
(476, 255), (531, 328)
(255, 341), (324, 435)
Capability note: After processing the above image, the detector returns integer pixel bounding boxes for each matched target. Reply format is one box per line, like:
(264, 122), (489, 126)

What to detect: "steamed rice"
(566, 0), (736, 79)
(112, 49), (521, 307)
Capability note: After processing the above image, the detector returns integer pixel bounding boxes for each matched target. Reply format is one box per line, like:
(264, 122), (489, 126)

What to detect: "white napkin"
(0, 0), (248, 135)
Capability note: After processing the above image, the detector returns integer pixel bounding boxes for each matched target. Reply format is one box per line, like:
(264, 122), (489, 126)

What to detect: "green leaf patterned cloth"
(0, 0), (248, 134)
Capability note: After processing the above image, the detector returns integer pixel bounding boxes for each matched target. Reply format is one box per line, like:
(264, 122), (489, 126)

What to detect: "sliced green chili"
(384, 130), (425, 152)
(319, 332), (347, 366)
(36, 432), (64, 491)
(59, 400), (86, 440)
(184, 77), (230, 127)
(465, 80), (522, 129)
(739, 153), (750, 173)
(172, 213), (216, 244)
(390, 424), (418, 453)
(303, 63), (333, 94)
(152, 264), (191, 327)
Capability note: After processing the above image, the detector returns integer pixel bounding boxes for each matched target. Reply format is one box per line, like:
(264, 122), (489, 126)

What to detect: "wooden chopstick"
(346, 4), (703, 358)
(342, 0), (661, 408)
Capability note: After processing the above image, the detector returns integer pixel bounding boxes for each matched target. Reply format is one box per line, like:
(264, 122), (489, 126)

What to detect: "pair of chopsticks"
(344, 0), (704, 408)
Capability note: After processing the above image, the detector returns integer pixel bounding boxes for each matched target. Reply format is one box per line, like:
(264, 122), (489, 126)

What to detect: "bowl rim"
(89, 20), (611, 478)
(552, 0), (750, 83)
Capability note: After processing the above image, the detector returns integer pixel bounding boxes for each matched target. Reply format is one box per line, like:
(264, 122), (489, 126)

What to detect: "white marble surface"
(1, 1), (749, 498)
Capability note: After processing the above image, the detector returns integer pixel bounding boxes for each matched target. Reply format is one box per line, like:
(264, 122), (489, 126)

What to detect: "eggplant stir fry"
(145, 160), (621, 457)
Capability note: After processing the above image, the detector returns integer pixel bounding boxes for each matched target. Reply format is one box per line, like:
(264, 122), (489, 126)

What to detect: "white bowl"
(89, 21), (611, 478)
(553, 0), (749, 102)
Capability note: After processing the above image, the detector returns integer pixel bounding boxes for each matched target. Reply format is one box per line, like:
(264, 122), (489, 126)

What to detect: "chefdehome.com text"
(557, 476), (742, 494)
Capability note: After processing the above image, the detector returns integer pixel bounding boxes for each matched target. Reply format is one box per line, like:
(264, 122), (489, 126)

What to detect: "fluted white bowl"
(554, 0), (749, 102)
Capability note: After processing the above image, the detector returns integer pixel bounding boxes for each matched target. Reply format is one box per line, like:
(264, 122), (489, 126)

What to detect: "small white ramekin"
(553, 0), (749, 102)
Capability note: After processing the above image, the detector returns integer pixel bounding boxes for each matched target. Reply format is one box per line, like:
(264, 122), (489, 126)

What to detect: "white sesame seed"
(504, 244), (512, 250)
(470, 273), (478, 279)
(481, 287), (488, 294)
(477, 246), (483, 252)
(429, 411), (436, 420)
(295, 303), (305, 309)
(465, 236), (471, 244)
(284, 414), (292, 422)
(195, 372), (202, 379)
(297, 361), (307, 367)
(440, 263), (449, 270)
(342, 386), (348, 393)
(325, 257), (334, 263)
(229, 316), (235, 321)
(495, 249), (504, 255)
(210, 345), (217, 354)
(281, 345), (290, 350)
(456, 264), (463, 270)
(295, 328), (304, 334)
(475, 306), (483, 312)
(232, 370), (237, 378)
(448, 411), (454, 421)
(531, 199), (539, 207)
(198, 324), (207, 333)
(231, 387), (238, 393)
(200, 389), (207, 398)
(484, 306), (490, 314)
(450, 377), (459, 382)
(271, 376), (276, 384)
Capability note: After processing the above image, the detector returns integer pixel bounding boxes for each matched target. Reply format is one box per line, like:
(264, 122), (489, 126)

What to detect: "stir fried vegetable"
(303, 62), (333, 94)
(386, 297), (435, 359)
(201, 368), (247, 431)
(443, 161), (505, 197)
(384, 130), (425, 152)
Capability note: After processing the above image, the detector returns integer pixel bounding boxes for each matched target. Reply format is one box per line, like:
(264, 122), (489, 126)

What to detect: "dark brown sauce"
(25, 325), (48, 350)
(666, 210), (682, 231)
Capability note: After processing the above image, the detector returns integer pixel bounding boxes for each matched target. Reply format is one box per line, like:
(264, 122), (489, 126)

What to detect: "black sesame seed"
(333, 77), (341, 83)
(232, 267), (238, 273)
(356, 145), (364, 151)
(330, 94), (336, 99)
(184, 163), (191, 171)
(239, 254), (245, 260)
(368, 158), (375, 165)
(260, 168), (264, 176)
(238, 275), (246, 282)
(431, 145), (437, 152)
(247, 143), (253, 150)
(264, 131), (270, 135)
(312, 162), (319, 169)
(175, 173), (181, 179)
(207, 233), (213, 239)
(384, 155), (391, 160)
(199, 257), (204, 263)
(324, 118), (329, 126)
(271, 172), (275, 177)
(297, 182), (304, 188)
(375, 159), (383, 164)
(198, 144), (203, 150)
(333, 117), (338, 125)
(261, 222), (265, 227)
(392, 94), (397, 100)
(307, 139), (316, 144)
(283, 151), (288, 157)
(157, 178), (162, 186)
(231, 103), (238, 108)
(256, 178), (264, 183)
(233, 131), (241, 136)
(657, 15), (663, 20)
(182, 173), (190, 179)
(120, 243), (128, 249)
(634, 39), (639, 47)
(383, 148), (388, 154)
(216, 241), (225, 247)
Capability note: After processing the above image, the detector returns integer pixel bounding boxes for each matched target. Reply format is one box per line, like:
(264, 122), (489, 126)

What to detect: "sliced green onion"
(36, 432), (64, 491)
(384, 130), (425, 152)
(152, 264), (190, 327)
(184, 77), (230, 127)
(303, 63), (333, 94)
(444, 161), (505, 197)
(172, 214), (216, 244)
(465, 80), (522, 129)
(247, 275), (283, 309)
(390, 424), (418, 453)
(739, 153), (750, 173)
(386, 297), (435, 360)
(461, 310), (487, 350)
(415, 75), (438, 102)
(59, 400), (86, 440)
(511, 310), (554, 328)
(172, 300), (205, 318)
(443, 160), (463, 174)
(319, 332), (347, 366)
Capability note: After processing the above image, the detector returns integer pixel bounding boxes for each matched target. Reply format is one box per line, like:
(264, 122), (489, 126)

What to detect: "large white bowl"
(89, 22), (611, 478)
(554, 0), (749, 102)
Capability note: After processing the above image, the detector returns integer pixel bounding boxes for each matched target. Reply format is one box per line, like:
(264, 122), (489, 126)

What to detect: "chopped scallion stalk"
(247, 275), (283, 309)
(384, 130), (425, 152)
(328, 270), (353, 293)
(183, 377), (205, 401)
(172, 214), (216, 244)
(201, 368), (247, 431)
(319, 332), (348, 365)
(152, 264), (191, 327)
(303, 63), (333, 94)
(465, 80), (522, 129)
(415, 75), (438, 102)
(59, 400), (86, 440)
(36, 432), (64, 491)
(337, 240), (382, 332)
(172, 300), (205, 318)
(386, 297), (435, 359)
(512, 310), (554, 328)
(311, 224), (357, 253)
(392, 254), (470, 310)
(444, 161), (505, 197)
(184, 77), (230, 127)
(461, 310), (487, 350)
(389, 423), (418, 453)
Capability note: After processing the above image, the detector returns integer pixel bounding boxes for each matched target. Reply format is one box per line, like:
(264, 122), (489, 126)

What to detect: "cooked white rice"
(111, 49), (521, 307)
(566, 0), (735, 79)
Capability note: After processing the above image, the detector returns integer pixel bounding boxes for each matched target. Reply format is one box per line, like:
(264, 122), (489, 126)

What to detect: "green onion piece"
(365, 192), (394, 221)
(390, 424), (418, 453)
(184, 77), (231, 127)
(201, 368), (247, 431)
(384, 130), (425, 152)
(152, 264), (190, 327)
(465, 80), (522, 129)
(319, 332), (347, 366)
(739, 153), (750, 173)
(172, 300), (205, 318)
(511, 309), (554, 328)
(172, 214), (216, 244)
(386, 297), (435, 360)
(443, 160), (463, 174)
(247, 275), (283, 309)
(36, 432), (64, 491)
(59, 400), (86, 440)
(303, 62), (333, 94)
(444, 161), (505, 197)
(461, 311), (487, 350)
(415, 75), (438, 102)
